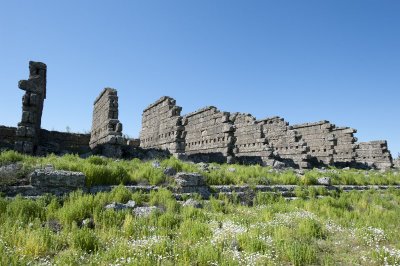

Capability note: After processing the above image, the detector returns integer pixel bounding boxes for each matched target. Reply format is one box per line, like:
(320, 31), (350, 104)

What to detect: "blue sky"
(0, 1), (399, 156)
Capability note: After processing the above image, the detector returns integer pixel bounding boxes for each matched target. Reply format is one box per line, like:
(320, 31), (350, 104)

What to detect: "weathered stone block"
(29, 169), (85, 188)
(174, 172), (206, 187)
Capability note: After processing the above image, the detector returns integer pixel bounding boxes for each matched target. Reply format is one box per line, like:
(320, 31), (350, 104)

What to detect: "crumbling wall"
(331, 127), (358, 167)
(0, 125), (90, 155)
(139, 96), (185, 154)
(15, 61), (47, 154)
(355, 141), (393, 169)
(40, 129), (90, 155)
(230, 113), (273, 165)
(0, 126), (17, 150)
(89, 88), (124, 157)
(259, 117), (310, 168)
(183, 107), (235, 163)
(291, 121), (336, 166)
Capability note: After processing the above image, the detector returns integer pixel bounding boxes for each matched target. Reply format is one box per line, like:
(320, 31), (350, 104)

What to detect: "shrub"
(87, 156), (108, 166)
(71, 228), (99, 253)
(57, 191), (94, 227)
(6, 196), (44, 224)
(0, 151), (25, 165)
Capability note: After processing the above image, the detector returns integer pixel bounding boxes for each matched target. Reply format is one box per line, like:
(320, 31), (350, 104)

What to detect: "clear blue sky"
(0, 1), (399, 157)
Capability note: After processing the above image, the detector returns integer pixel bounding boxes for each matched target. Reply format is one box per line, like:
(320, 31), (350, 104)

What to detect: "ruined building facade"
(139, 96), (393, 169)
(0, 62), (394, 169)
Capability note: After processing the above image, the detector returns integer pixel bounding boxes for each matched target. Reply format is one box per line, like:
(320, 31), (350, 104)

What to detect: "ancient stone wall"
(40, 129), (90, 155)
(89, 88), (124, 157)
(230, 113), (273, 165)
(0, 126), (17, 150)
(139, 97), (393, 169)
(139, 96), (185, 154)
(0, 125), (90, 155)
(291, 121), (336, 166)
(183, 107), (235, 163)
(331, 127), (357, 166)
(259, 117), (310, 168)
(355, 141), (393, 169)
(15, 61), (47, 154)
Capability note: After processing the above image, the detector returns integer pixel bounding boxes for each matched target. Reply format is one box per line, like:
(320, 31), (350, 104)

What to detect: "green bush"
(6, 196), (44, 224)
(71, 228), (99, 253)
(0, 151), (25, 165)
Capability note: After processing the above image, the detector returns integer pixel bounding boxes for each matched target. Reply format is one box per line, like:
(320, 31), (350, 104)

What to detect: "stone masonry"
(15, 61), (47, 154)
(331, 127), (358, 166)
(1, 62), (395, 169)
(140, 96), (185, 154)
(259, 117), (310, 168)
(355, 141), (393, 169)
(230, 113), (274, 165)
(183, 107), (235, 163)
(89, 88), (124, 157)
(140, 96), (393, 169)
(291, 121), (337, 166)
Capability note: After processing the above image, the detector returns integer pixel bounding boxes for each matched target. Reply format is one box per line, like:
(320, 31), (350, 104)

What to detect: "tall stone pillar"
(89, 88), (124, 157)
(15, 61), (47, 154)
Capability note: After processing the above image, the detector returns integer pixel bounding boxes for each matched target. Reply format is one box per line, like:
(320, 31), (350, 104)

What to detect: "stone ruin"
(89, 88), (125, 157)
(14, 61), (47, 154)
(355, 141), (393, 169)
(140, 96), (394, 169)
(140, 96), (185, 154)
(230, 113), (274, 166)
(0, 62), (395, 169)
(259, 117), (309, 168)
(183, 107), (235, 163)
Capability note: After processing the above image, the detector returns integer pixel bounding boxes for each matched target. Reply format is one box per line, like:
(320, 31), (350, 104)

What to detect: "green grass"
(1, 151), (400, 187)
(0, 188), (399, 265)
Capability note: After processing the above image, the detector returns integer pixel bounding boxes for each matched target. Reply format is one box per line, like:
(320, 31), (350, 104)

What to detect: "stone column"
(89, 88), (125, 157)
(15, 61), (47, 154)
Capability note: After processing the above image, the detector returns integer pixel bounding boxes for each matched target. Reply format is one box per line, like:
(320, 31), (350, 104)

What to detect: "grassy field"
(0, 187), (399, 265)
(1, 151), (400, 265)
(0, 151), (399, 187)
